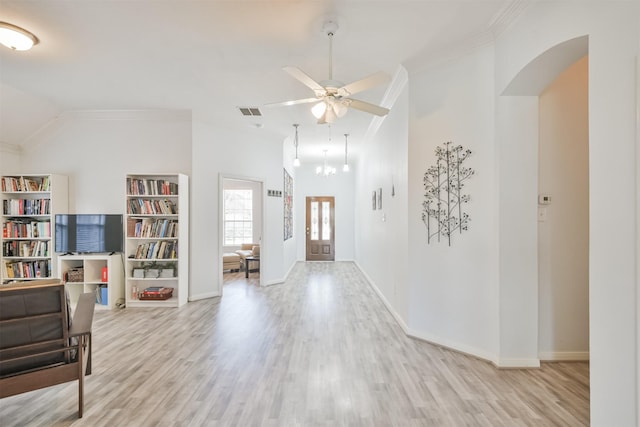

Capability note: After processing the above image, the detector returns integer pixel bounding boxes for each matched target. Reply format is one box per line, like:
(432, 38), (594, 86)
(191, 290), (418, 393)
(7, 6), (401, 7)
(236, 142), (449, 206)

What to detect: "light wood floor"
(0, 262), (589, 426)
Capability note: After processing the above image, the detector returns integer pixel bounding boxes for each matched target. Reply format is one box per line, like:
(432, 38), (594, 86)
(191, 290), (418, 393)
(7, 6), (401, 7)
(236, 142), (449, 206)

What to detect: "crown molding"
(363, 65), (409, 143)
(57, 109), (192, 122)
(18, 109), (193, 154)
(404, 0), (532, 75)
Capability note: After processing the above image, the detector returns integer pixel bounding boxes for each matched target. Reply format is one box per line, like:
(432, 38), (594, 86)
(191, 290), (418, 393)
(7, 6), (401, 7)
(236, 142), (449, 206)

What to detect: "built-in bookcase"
(125, 173), (188, 307)
(1, 174), (68, 283)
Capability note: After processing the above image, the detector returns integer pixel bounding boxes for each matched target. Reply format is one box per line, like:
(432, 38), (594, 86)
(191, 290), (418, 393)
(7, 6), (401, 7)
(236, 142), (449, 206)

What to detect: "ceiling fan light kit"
(266, 19), (391, 124)
(0, 22), (39, 51)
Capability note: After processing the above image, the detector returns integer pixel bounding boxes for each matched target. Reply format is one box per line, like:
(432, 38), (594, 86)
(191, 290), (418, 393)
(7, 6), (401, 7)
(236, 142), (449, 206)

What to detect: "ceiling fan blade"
(337, 72), (390, 97)
(283, 66), (326, 96)
(264, 97), (319, 108)
(346, 98), (390, 117)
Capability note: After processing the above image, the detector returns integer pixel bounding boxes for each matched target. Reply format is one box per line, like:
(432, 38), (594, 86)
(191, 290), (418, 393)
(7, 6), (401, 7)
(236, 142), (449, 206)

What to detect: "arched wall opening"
(496, 35), (589, 367)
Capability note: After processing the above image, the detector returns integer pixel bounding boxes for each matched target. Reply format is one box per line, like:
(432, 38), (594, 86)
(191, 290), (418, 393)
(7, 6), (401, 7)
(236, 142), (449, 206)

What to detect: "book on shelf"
(127, 178), (178, 196)
(2, 199), (51, 216)
(127, 198), (176, 215)
(3, 259), (51, 279)
(1, 176), (50, 192)
(2, 219), (51, 238)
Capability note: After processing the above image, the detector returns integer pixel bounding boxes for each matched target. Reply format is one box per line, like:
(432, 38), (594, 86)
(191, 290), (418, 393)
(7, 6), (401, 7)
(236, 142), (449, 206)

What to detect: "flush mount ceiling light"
(0, 22), (39, 51)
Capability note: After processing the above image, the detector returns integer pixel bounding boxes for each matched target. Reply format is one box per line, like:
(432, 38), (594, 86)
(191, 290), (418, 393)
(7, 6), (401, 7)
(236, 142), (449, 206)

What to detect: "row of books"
(1, 176), (51, 193)
(3, 199), (51, 216)
(127, 198), (177, 215)
(2, 240), (49, 257)
(2, 220), (51, 238)
(3, 260), (51, 279)
(127, 218), (178, 238)
(133, 241), (178, 260)
(127, 178), (178, 196)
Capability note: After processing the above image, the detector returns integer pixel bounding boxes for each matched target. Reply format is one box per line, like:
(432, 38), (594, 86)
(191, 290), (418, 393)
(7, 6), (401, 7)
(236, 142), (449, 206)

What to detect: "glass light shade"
(293, 158), (301, 167)
(0, 22), (38, 51)
(334, 102), (348, 118)
(311, 101), (327, 119)
(343, 163), (350, 172)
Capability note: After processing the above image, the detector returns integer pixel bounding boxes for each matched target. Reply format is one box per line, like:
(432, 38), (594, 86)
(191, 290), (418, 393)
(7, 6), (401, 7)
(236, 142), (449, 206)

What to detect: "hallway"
(0, 262), (589, 426)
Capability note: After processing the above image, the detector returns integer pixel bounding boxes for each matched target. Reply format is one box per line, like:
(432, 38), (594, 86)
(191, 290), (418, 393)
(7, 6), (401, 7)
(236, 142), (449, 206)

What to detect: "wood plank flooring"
(0, 262), (589, 426)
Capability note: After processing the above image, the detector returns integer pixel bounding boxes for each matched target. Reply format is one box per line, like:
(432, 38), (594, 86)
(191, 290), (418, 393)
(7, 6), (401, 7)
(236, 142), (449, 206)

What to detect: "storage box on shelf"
(1, 175), (68, 284)
(125, 174), (188, 308)
(58, 254), (124, 310)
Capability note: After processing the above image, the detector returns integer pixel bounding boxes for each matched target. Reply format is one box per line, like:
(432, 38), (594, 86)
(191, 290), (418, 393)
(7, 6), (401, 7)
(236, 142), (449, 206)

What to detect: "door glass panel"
(311, 201), (319, 240)
(322, 201), (331, 240)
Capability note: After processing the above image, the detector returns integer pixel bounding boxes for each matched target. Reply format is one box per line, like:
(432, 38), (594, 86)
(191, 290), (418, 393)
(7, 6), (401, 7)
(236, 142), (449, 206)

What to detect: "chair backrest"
(0, 280), (70, 377)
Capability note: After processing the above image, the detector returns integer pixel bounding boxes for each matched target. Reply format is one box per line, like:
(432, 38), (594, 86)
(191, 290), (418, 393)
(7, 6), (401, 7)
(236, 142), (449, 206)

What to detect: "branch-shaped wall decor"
(421, 141), (474, 246)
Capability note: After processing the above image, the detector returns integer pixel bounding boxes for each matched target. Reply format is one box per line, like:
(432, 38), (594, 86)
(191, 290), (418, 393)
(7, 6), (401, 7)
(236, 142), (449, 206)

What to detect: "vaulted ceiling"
(0, 0), (527, 162)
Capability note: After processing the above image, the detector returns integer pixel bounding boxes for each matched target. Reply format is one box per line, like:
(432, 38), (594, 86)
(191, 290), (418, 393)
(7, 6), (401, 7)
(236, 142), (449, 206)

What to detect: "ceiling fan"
(266, 21), (390, 124)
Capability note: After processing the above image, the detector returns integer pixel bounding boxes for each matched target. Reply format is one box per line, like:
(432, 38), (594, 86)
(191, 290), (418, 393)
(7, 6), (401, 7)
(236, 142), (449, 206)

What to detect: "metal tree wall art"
(422, 141), (475, 246)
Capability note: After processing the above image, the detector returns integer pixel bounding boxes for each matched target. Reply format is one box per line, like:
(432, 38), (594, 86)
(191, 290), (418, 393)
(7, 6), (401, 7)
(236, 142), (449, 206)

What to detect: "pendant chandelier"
(316, 150), (336, 176)
(292, 124), (300, 167)
(343, 133), (350, 172)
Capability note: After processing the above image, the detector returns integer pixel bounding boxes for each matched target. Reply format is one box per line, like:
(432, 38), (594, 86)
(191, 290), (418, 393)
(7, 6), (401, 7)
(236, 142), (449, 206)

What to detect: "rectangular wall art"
(283, 168), (293, 240)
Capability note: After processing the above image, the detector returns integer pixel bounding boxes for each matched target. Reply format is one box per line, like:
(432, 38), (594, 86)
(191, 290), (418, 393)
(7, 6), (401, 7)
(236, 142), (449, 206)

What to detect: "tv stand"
(58, 254), (123, 310)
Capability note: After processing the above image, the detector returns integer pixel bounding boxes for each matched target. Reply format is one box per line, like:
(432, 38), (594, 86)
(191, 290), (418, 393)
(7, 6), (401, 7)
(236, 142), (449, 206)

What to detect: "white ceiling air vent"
(238, 107), (262, 117)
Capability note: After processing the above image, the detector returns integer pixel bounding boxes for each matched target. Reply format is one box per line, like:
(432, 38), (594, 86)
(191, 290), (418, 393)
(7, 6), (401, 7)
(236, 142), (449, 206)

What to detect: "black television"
(55, 214), (124, 254)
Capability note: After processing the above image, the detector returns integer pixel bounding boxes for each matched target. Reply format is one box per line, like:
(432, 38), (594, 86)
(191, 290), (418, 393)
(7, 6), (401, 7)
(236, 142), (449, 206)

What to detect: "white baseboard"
(353, 261), (544, 369)
(539, 351), (589, 362)
(188, 291), (219, 301)
(264, 279), (284, 286)
(353, 261), (410, 334)
(495, 358), (541, 368)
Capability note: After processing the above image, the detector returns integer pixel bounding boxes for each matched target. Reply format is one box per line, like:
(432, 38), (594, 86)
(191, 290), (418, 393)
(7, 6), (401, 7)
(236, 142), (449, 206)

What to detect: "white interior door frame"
(218, 173), (265, 296)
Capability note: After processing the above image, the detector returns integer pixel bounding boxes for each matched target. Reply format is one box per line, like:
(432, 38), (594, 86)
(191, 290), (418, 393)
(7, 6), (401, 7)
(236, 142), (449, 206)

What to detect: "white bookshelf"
(59, 254), (124, 310)
(1, 174), (68, 284)
(124, 173), (188, 307)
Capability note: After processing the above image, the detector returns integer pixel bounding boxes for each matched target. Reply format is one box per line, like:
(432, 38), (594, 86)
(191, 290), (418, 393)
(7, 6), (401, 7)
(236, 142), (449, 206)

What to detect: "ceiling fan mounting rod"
(328, 31), (333, 81)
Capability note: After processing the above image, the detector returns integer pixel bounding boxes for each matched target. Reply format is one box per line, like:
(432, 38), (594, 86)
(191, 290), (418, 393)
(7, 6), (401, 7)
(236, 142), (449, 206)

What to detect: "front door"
(305, 196), (335, 261)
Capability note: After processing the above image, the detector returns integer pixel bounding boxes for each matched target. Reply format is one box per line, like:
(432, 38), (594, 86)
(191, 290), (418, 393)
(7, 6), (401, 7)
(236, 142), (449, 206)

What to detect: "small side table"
(245, 256), (260, 278)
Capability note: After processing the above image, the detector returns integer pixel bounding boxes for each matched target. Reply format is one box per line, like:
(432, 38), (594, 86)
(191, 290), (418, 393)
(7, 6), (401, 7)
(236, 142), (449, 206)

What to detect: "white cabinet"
(125, 173), (188, 307)
(58, 254), (124, 310)
(1, 174), (68, 283)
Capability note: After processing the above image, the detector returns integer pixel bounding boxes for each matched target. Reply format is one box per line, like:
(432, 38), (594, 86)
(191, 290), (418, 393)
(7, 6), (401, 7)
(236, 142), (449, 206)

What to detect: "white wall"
(191, 120), (286, 300)
(0, 144), (21, 175)
(18, 111), (192, 214)
(538, 56), (589, 361)
(354, 70), (409, 325)
(294, 162), (355, 261)
(407, 45), (500, 362)
(495, 2), (639, 424)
